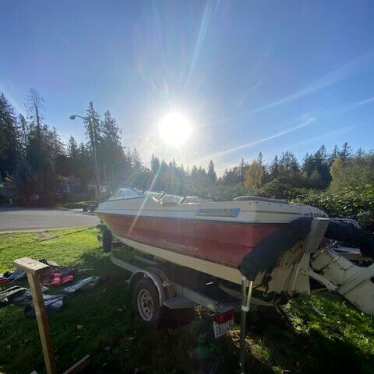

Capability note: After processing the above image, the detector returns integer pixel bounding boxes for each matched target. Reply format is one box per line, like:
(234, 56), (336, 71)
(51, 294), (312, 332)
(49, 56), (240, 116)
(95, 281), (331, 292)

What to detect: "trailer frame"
(110, 249), (270, 373)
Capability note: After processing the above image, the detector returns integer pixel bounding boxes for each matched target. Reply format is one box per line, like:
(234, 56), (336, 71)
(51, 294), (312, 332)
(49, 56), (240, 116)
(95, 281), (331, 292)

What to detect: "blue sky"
(1, 0), (374, 173)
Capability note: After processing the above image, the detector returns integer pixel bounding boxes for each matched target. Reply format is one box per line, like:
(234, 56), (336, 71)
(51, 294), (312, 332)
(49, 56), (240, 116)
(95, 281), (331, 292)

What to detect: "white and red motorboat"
(95, 188), (326, 279)
(96, 187), (374, 315)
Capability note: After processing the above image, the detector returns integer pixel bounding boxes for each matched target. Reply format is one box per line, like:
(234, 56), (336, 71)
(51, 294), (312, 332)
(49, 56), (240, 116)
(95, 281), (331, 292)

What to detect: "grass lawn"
(0, 227), (373, 374)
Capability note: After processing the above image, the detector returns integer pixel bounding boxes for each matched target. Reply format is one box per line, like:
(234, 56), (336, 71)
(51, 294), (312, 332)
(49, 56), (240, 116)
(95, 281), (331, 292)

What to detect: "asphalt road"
(0, 207), (100, 232)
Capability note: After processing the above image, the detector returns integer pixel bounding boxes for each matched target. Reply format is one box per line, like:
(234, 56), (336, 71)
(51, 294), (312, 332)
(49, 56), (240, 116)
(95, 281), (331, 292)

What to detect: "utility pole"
(90, 116), (101, 200)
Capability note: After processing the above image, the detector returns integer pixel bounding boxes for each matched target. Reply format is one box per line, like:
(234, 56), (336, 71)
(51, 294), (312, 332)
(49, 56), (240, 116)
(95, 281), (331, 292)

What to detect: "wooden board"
(13, 257), (50, 276)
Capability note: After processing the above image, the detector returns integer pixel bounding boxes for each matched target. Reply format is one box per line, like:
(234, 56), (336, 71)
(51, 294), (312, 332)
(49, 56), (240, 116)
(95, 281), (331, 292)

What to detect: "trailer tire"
(133, 278), (162, 328)
(102, 229), (113, 253)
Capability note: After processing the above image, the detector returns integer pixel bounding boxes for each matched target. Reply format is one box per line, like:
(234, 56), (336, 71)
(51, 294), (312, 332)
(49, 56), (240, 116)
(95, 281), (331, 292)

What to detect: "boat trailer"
(106, 217), (374, 373)
(110, 249), (274, 373)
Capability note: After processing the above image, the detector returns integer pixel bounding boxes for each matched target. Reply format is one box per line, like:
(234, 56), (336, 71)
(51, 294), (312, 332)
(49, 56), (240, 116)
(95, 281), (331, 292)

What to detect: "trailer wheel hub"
(137, 289), (154, 321)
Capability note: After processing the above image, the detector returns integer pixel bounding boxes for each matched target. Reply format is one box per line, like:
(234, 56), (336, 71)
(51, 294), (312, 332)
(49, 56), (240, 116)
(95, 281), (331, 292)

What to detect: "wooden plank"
(27, 273), (57, 374)
(62, 355), (90, 374)
(14, 257), (49, 276)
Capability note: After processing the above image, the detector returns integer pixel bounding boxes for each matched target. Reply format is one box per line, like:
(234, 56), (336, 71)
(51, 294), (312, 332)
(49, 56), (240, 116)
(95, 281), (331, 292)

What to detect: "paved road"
(0, 207), (100, 232)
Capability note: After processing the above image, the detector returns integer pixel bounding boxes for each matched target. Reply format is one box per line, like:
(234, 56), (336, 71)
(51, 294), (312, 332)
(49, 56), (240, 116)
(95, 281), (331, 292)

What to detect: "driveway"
(0, 207), (100, 232)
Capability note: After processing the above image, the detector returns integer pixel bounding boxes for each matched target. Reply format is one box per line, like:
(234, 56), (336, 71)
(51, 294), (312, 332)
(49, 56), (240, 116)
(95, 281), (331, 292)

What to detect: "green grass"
(0, 229), (374, 374)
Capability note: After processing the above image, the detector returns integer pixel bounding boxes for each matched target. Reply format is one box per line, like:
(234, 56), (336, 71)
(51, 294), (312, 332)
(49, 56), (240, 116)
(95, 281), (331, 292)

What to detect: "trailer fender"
(129, 270), (166, 306)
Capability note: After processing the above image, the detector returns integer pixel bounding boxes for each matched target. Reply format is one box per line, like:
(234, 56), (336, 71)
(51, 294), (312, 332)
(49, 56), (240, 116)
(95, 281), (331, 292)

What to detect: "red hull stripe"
(97, 213), (285, 268)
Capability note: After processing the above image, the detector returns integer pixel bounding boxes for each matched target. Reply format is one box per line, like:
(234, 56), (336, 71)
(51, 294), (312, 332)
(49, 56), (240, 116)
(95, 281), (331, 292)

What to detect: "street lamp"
(69, 114), (101, 201)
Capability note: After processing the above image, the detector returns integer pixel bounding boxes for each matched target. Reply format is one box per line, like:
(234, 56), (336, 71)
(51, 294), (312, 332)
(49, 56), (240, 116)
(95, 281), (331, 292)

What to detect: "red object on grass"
(61, 275), (74, 285)
(51, 273), (62, 286)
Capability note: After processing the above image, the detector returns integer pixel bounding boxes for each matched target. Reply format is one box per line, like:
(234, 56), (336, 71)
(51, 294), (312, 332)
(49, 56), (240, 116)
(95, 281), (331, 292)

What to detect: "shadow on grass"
(61, 250), (374, 374)
(240, 306), (374, 374)
(1, 245), (373, 374)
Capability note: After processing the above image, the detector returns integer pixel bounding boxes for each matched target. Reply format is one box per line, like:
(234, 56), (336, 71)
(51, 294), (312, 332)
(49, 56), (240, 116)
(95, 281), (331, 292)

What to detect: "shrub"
(293, 184), (374, 230)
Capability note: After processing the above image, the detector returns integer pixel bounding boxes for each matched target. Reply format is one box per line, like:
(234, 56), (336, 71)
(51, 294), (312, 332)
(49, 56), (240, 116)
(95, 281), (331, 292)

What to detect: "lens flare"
(158, 113), (192, 146)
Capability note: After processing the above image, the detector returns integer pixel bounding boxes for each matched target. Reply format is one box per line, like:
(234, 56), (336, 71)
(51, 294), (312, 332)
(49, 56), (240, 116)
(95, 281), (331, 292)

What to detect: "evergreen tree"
(101, 110), (124, 181)
(68, 136), (79, 160)
(339, 142), (352, 160)
(84, 101), (102, 157)
(269, 155), (280, 179)
(25, 88), (44, 155)
(78, 142), (91, 192)
(150, 155), (160, 174)
(239, 158), (247, 184)
(18, 114), (28, 157)
(207, 160), (217, 183)
(0, 93), (21, 176)
(23, 90), (64, 193)
(84, 101), (102, 183)
(301, 145), (331, 189)
(132, 148), (141, 170)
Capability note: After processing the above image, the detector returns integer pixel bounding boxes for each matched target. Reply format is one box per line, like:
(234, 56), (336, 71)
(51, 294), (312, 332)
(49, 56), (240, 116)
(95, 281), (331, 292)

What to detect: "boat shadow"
(166, 304), (374, 374)
(74, 251), (374, 374)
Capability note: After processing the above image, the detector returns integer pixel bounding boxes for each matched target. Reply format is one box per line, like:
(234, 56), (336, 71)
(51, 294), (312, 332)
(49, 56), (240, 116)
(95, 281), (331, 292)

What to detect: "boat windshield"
(108, 187), (143, 201)
(160, 194), (184, 205)
(144, 191), (164, 200)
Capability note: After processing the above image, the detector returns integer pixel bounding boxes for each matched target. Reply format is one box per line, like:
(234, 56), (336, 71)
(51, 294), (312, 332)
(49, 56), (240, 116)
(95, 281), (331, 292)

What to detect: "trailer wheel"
(102, 229), (113, 253)
(133, 278), (162, 328)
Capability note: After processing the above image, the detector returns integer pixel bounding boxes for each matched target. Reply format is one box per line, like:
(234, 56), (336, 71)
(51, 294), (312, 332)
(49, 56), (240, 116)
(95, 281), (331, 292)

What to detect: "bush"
(293, 184), (374, 230)
(256, 178), (303, 200)
(197, 183), (247, 201)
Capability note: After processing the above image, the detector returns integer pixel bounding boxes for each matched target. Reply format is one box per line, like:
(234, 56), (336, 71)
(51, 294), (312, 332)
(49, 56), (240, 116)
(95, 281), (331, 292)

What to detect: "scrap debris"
(38, 232), (59, 242)
(0, 286), (27, 307)
(25, 294), (65, 318)
(63, 276), (101, 294)
(0, 259), (101, 317)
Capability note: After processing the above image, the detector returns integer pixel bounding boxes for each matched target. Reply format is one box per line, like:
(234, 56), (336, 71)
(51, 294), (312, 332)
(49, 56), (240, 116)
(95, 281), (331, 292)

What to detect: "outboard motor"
(311, 248), (374, 315)
(310, 219), (374, 315)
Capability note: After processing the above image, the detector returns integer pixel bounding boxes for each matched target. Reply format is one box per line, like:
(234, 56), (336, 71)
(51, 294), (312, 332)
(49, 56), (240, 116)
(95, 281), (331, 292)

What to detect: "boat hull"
(96, 213), (285, 268)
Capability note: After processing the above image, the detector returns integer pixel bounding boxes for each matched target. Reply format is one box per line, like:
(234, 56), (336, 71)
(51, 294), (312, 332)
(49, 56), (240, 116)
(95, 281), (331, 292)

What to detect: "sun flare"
(158, 112), (192, 146)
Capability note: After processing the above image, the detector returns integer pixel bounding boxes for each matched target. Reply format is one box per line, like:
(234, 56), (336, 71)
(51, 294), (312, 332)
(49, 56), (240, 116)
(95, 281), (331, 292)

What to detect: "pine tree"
(68, 136), (79, 160)
(340, 142), (351, 161)
(207, 160), (217, 183)
(18, 114), (28, 157)
(151, 155), (160, 174)
(84, 101), (102, 183)
(101, 110), (124, 181)
(84, 101), (102, 155)
(78, 142), (91, 192)
(132, 148), (141, 170)
(25, 88), (44, 154)
(269, 155), (279, 179)
(0, 93), (21, 175)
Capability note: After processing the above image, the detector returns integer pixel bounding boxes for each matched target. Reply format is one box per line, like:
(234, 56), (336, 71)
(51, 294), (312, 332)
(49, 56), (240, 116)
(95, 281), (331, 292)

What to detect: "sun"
(158, 112), (192, 146)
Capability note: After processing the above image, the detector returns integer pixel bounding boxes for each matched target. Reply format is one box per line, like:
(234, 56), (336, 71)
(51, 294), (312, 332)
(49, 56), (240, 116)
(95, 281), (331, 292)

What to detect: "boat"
(96, 186), (374, 315)
(95, 187), (326, 280)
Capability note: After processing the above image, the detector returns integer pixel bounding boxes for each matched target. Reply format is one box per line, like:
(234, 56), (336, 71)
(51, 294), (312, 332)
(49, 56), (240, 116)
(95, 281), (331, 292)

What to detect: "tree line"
(0, 89), (141, 202)
(1, 88), (373, 227)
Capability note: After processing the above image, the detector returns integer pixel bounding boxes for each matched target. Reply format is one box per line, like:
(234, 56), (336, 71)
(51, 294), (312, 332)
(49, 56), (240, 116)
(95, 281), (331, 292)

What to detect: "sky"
(1, 0), (374, 174)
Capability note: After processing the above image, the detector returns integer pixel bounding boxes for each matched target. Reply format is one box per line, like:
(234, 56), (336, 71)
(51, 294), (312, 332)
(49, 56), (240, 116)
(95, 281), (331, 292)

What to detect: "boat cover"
(325, 220), (374, 258)
(238, 217), (312, 280)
